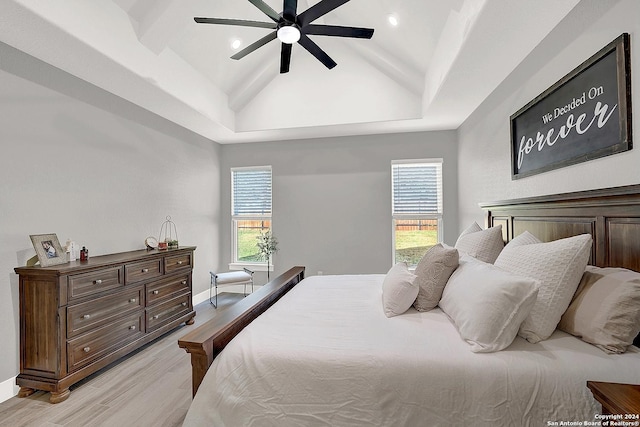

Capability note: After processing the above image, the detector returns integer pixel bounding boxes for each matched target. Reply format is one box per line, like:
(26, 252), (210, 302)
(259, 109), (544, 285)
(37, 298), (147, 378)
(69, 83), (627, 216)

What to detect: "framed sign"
(510, 33), (632, 179)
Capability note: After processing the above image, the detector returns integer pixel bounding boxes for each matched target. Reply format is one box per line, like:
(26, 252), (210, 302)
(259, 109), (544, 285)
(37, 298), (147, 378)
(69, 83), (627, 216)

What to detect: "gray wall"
(220, 132), (458, 282)
(458, 0), (640, 228)
(0, 43), (221, 389)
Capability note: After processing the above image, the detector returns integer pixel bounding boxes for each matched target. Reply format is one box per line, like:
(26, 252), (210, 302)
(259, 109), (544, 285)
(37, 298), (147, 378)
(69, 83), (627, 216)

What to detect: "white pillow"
(439, 255), (539, 353)
(494, 232), (592, 343)
(455, 222), (504, 264)
(381, 263), (418, 318)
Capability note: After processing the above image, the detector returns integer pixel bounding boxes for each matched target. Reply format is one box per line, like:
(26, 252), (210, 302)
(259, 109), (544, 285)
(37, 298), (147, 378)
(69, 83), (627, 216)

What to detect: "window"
(231, 166), (272, 269)
(392, 159), (443, 266)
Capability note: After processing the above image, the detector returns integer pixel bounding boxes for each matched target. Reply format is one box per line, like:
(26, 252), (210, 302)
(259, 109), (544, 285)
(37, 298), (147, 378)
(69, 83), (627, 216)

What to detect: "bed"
(179, 185), (640, 426)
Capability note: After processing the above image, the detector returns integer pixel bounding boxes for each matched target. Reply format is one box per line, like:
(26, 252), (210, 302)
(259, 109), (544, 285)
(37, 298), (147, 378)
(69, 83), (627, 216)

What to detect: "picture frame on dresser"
(29, 233), (67, 267)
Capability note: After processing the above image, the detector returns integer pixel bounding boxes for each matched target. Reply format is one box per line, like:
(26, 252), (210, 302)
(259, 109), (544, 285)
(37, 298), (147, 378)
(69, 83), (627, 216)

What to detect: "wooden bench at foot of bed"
(178, 266), (305, 397)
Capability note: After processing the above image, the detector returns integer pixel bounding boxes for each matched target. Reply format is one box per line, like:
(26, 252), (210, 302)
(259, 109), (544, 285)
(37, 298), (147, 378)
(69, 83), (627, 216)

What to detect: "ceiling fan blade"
(297, 34), (337, 69)
(297, 0), (350, 27)
(283, 0), (298, 21)
(304, 24), (373, 39)
(280, 43), (292, 73)
(231, 31), (278, 60)
(194, 17), (276, 29)
(248, 0), (281, 23)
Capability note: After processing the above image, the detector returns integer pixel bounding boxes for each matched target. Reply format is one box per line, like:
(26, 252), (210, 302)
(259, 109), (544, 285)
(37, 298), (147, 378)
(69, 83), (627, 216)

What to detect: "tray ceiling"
(0, 0), (579, 143)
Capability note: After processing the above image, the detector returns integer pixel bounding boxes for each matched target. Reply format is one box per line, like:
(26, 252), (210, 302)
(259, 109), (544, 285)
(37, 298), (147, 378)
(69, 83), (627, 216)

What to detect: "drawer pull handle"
(181, 280), (187, 285)
(129, 325), (136, 330)
(152, 315), (160, 320)
(83, 314), (91, 319)
(181, 302), (187, 307)
(177, 261), (184, 265)
(152, 290), (159, 295)
(83, 347), (90, 353)
(142, 268), (149, 273)
(95, 280), (103, 285)
(129, 298), (136, 303)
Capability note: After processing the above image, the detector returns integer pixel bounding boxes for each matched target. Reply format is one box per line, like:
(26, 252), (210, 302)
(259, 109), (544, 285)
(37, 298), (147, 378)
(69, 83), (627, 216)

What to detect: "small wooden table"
(587, 381), (640, 415)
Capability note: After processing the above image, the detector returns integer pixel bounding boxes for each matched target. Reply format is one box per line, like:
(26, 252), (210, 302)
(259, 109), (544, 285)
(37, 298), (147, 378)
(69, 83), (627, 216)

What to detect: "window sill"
(229, 262), (273, 272)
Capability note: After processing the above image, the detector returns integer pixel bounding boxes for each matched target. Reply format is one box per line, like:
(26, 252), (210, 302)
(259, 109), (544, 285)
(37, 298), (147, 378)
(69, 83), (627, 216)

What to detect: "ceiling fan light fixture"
(231, 38), (242, 50)
(277, 25), (301, 44)
(387, 14), (399, 27)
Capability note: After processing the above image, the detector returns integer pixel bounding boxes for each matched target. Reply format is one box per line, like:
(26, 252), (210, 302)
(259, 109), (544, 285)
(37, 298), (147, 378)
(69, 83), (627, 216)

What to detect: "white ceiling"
(0, 0), (580, 144)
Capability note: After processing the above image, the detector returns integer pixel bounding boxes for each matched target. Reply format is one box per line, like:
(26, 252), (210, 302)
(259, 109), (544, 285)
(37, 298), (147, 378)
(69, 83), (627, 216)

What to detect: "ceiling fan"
(194, 0), (374, 73)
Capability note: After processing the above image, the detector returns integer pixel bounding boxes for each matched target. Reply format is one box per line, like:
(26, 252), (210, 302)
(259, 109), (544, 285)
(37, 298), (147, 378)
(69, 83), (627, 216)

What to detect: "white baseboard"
(0, 376), (18, 403)
(192, 288), (210, 305)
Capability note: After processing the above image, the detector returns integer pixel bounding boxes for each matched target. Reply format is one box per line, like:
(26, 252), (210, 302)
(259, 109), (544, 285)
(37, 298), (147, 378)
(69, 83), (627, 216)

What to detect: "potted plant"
(256, 230), (278, 281)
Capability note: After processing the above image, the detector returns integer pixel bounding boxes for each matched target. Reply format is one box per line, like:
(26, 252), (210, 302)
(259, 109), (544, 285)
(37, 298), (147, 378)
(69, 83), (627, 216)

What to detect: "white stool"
(209, 268), (254, 308)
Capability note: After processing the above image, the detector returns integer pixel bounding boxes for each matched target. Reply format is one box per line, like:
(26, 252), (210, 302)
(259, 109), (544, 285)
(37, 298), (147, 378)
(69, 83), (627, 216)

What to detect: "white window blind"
(232, 167), (272, 216)
(392, 160), (443, 216)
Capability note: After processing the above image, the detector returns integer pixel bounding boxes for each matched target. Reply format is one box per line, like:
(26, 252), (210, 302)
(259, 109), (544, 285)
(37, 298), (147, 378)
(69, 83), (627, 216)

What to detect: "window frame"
(229, 166), (273, 271)
(391, 159), (444, 267)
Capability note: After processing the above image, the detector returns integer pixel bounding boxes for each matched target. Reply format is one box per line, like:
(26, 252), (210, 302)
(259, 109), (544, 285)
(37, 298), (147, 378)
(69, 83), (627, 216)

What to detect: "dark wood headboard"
(480, 184), (640, 347)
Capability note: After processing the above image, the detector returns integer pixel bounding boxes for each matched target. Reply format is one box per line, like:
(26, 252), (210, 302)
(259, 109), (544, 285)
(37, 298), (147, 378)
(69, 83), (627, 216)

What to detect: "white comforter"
(183, 275), (640, 427)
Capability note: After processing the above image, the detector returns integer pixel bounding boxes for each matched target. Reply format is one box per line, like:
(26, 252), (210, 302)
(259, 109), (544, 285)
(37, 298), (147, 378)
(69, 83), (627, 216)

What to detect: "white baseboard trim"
(192, 288), (210, 306)
(0, 376), (18, 403)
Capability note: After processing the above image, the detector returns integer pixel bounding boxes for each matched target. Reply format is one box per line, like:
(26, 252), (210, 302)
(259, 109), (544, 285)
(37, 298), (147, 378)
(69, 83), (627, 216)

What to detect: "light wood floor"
(0, 293), (245, 427)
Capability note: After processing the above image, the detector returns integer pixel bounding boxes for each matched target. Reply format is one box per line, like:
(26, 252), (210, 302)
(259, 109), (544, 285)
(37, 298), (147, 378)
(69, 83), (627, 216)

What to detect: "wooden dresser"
(14, 246), (196, 403)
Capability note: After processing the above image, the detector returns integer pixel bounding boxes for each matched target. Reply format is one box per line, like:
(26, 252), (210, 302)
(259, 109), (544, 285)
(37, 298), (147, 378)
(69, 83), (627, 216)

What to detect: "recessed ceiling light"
(387, 14), (399, 27)
(231, 39), (242, 50)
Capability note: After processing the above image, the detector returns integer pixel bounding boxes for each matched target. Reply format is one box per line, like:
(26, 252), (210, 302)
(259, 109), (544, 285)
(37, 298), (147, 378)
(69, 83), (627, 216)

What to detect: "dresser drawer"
(67, 287), (144, 338)
(146, 274), (190, 305)
(146, 293), (191, 332)
(164, 253), (192, 274)
(67, 311), (144, 372)
(125, 259), (162, 284)
(68, 267), (124, 300)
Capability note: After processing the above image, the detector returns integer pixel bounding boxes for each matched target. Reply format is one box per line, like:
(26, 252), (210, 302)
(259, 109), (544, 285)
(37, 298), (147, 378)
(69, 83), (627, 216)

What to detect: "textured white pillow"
(495, 233), (592, 343)
(439, 255), (539, 353)
(457, 222), (482, 238)
(503, 230), (541, 247)
(381, 263), (418, 318)
(455, 223), (504, 264)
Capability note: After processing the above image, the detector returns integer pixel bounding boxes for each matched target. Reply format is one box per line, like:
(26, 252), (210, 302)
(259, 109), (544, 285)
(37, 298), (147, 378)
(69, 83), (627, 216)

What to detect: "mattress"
(183, 274), (640, 426)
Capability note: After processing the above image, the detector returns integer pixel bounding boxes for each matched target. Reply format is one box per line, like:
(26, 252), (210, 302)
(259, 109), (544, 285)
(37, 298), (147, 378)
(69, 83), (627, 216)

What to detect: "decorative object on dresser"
(158, 215), (179, 249)
(14, 246), (196, 403)
(29, 233), (67, 267)
(587, 381), (640, 415)
(145, 236), (158, 250)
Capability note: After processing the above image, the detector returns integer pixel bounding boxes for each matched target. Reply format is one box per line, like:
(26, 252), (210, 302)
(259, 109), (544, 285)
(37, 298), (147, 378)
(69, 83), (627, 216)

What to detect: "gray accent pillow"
(559, 266), (640, 353)
(413, 244), (459, 311)
(455, 223), (504, 264)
